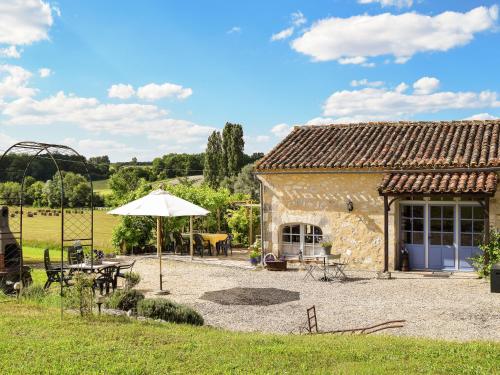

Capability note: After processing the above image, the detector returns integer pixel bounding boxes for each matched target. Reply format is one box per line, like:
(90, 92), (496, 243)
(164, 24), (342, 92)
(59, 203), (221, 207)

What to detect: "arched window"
(281, 224), (323, 257)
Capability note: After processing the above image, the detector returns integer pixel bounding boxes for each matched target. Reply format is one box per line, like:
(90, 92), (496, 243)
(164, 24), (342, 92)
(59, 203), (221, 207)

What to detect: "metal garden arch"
(0, 141), (94, 297)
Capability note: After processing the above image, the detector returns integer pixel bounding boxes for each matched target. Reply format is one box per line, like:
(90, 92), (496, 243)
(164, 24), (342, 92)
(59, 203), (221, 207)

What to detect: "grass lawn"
(23, 246), (61, 264)
(22, 210), (119, 252)
(0, 302), (498, 374)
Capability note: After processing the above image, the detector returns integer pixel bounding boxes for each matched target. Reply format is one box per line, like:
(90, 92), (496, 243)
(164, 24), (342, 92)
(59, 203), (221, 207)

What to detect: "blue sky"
(1, 0), (500, 161)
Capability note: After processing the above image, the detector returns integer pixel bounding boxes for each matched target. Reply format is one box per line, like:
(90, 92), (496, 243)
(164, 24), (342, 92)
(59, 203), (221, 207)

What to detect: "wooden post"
(157, 216), (163, 291)
(217, 208), (221, 232)
(249, 204), (253, 247)
(190, 216), (194, 260)
(383, 195), (389, 273)
(484, 197), (490, 268)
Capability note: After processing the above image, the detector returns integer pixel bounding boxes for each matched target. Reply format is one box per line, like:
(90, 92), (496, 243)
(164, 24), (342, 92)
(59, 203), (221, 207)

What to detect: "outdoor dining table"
(67, 261), (121, 273)
(303, 255), (338, 282)
(182, 233), (228, 249)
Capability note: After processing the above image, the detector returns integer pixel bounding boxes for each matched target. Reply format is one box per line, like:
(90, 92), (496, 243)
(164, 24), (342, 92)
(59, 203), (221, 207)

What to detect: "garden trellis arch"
(0, 141), (94, 295)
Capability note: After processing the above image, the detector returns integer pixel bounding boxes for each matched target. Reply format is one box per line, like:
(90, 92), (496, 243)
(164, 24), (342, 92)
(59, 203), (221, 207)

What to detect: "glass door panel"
(428, 205), (455, 270)
(458, 206), (484, 270)
(400, 204), (425, 269)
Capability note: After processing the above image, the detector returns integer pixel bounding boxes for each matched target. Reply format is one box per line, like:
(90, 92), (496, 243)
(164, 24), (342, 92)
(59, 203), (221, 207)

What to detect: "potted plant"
(249, 239), (262, 265)
(321, 241), (333, 255)
(84, 249), (104, 266)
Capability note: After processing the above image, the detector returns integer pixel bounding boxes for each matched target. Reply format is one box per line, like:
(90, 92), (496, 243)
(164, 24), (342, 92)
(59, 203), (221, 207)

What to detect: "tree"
(222, 123), (245, 177)
(204, 131), (224, 188)
(233, 164), (259, 200)
(109, 167), (147, 197)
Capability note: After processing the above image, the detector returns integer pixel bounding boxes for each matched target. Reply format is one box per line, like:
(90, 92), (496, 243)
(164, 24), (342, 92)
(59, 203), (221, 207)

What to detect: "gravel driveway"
(130, 256), (500, 342)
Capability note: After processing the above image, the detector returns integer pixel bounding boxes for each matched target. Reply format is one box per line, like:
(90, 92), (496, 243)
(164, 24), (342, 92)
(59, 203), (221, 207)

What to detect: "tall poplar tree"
(204, 130), (224, 188)
(222, 122), (245, 177)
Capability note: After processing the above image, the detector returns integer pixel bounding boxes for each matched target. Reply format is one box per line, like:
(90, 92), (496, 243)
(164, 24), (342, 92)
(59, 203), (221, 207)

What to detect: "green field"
(22, 210), (119, 252)
(93, 179), (112, 196)
(0, 302), (498, 374)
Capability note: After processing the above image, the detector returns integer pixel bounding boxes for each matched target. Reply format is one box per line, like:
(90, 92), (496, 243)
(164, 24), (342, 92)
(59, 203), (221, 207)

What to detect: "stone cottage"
(254, 121), (500, 272)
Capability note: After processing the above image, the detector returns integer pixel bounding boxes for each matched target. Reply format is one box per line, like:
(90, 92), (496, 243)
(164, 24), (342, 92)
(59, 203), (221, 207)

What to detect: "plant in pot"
(249, 239), (262, 265)
(321, 241), (333, 255)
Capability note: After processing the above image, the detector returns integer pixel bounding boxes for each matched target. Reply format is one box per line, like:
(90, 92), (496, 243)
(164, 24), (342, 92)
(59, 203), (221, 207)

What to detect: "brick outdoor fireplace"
(0, 206), (21, 273)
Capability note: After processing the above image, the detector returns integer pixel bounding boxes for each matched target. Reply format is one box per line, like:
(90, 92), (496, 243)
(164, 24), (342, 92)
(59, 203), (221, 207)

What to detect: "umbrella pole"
(190, 216), (194, 260)
(157, 216), (162, 291)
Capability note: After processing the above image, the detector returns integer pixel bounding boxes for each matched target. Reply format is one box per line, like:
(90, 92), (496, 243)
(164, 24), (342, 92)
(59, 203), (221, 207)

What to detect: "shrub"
(20, 284), (46, 302)
(137, 298), (204, 326)
(65, 272), (95, 316)
(106, 289), (145, 312)
(124, 272), (141, 289)
(472, 227), (500, 278)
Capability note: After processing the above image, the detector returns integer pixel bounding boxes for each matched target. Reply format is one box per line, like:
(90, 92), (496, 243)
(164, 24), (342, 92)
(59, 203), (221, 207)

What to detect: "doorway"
(400, 201), (484, 271)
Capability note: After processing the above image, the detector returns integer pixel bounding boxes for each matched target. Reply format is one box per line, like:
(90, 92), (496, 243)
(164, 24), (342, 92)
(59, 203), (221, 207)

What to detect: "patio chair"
(194, 233), (211, 257)
(94, 266), (117, 295)
(44, 249), (71, 289)
(173, 232), (189, 254)
(218, 233), (233, 256)
(329, 251), (351, 280)
(67, 246), (84, 265)
(303, 256), (322, 281)
(113, 260), (136, 289)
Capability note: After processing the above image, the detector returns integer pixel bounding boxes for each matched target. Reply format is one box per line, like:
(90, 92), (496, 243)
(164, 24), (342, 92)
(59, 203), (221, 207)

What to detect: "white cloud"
(227, 26), (241, 34)
(291, 11), (307, 26)
(395, 82), (409, 93)
(0, 64), (37, 99)
(62, 138), (144, 160)
(0, 132), (17, 151)
(291, 6), (498, 64)
(413, 76), (440, 95)
(137, 82), (193, 100)
(0, 46), (21, 58)
(350, 79), (384, 88)
(38, 67), (51, 78)
(0, 66), (210, 158)
(320, 77), (500, 123)
(1, 90), (214, 152)
(270, 27), (294, 42)
(271, 123), (293, 138)
(358, 0), (413, 8)
(0, 0), (54, 46)
(108, 84), (135, 99)
(305, 117), (335, 125)
(464, 113), (499, 120)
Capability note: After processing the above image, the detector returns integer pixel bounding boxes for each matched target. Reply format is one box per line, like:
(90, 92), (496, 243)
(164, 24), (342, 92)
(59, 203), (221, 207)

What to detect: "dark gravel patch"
(200, 287), (300, 306)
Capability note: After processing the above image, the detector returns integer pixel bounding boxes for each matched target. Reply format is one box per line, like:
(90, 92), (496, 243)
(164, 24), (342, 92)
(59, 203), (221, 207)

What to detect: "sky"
(0, 0), (500, 161)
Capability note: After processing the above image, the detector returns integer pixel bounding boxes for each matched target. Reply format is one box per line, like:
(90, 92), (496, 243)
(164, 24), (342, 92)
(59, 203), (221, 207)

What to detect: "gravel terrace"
(129, 256), (500, 342)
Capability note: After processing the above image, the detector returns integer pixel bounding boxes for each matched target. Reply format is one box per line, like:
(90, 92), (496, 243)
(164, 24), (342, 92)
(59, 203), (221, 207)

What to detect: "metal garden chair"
(94, 266), (117, 295)
(43, 249), (71, 289)
(113, 259), (136, 289)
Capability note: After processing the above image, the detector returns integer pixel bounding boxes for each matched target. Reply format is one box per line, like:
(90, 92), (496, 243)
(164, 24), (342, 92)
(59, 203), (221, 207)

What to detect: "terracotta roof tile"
(256, 121), (500, 171)
(378, 172), (497, 195)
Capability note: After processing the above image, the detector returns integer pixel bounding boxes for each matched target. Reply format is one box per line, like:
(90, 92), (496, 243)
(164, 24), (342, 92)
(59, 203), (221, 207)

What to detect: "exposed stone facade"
(258, 172), (398, 271)
(258, 171), (500, 272)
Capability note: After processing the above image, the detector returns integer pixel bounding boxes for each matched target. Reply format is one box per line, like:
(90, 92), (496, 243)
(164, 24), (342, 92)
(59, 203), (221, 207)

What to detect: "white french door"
(400, 201), (484, 271)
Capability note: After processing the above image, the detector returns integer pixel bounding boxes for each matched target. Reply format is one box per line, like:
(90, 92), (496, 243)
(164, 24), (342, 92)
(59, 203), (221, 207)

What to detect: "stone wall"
(257, 173), (397, 271)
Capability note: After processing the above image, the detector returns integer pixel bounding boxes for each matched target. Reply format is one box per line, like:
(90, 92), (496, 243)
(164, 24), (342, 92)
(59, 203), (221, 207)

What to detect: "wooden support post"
(484, 197), (490, 267)
(157, 216), (163, 291)
(249, 204), (253, 247)
(190, 216), (194, 260)
(383, 195), (389, 273)
(217, 208), (221, 232)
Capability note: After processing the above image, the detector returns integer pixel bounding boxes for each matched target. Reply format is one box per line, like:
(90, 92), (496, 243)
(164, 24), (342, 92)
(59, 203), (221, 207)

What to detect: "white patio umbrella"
(108, 189), (209, 292)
